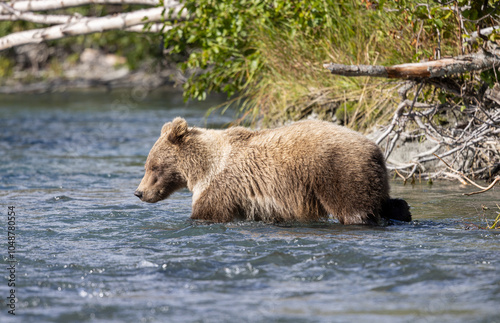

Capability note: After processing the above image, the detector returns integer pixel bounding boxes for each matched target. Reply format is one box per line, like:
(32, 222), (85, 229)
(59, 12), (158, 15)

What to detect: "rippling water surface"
(0, 90), (499, 323)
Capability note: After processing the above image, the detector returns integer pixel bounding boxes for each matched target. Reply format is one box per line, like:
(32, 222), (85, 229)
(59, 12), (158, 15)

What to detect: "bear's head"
(134, 117), (190, 203)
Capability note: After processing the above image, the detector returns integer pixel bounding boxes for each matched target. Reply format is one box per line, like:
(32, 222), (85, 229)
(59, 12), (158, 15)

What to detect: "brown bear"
(134, 117), (411, 225)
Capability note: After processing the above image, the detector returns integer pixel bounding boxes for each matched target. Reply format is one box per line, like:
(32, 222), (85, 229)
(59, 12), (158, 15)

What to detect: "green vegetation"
(2, 1), (499, 132)
(489, 210), (500, 229)
(164, 0), (412, 126)
(477, 204), (500, 230)
(0, 56), (14, 78)
(163, 0), (500, 128)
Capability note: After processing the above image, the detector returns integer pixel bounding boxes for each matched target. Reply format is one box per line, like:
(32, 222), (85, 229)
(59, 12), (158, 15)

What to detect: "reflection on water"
(0, 90), (498, 323)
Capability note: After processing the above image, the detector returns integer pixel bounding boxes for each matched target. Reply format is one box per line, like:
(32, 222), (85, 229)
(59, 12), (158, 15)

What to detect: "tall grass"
(233, 1), (452, 130)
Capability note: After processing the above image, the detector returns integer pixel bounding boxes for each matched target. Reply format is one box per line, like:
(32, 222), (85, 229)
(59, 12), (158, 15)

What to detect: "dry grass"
(228, 2), (460, 131)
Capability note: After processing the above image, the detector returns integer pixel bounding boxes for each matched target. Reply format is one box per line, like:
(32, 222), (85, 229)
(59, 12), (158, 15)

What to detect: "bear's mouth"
(135, 177), (187, 204)
(134, 190), (157, 203)
(134, 188), (170, 203)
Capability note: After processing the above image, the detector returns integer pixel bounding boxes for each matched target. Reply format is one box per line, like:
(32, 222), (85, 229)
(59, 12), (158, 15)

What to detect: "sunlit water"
(0, 90), (499, 323)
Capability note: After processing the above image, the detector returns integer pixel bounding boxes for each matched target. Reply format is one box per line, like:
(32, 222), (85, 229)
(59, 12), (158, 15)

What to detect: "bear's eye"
(151, 165), (160, 172)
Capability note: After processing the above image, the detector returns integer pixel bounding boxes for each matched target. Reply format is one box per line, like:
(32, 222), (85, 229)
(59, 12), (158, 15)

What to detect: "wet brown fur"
(135, 117), (411, 225)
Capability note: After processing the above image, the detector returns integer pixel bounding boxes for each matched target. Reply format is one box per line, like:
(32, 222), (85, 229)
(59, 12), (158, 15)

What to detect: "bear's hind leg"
(315, 192), (380, 225)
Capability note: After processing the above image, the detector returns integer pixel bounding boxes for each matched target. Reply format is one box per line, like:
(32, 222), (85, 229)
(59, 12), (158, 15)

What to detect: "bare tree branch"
(465, 178), (500, 195)
(125, 23), (171, 33)
(0, 2), (184, 51)
(324, 50), (500, 79)
(0, 11), (83, 25)
(322, 64), (389, 78)
(376, 77), (500, 180)
(0, 7), (161, 50)
(468, 26), (500, 43)
(434, 153), (500, 195)
(0, 0), (162, 14)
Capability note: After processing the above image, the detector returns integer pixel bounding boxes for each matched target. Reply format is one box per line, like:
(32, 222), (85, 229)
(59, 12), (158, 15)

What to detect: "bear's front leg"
(190, 189), (238, 222)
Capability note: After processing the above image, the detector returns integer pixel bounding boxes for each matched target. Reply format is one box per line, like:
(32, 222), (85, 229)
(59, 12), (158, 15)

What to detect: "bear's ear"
(167, 117), (189, 145)
(161, 122), (172, 135)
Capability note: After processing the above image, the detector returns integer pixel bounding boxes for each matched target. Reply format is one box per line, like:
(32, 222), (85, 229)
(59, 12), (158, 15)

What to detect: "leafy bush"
(163, 0), (500, 127)
(164, 1), (344, 101)
(163, 1), (423, 125)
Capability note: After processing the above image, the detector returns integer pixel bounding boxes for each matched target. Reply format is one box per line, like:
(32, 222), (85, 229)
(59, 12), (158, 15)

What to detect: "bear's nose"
(134, 190), (143, 199)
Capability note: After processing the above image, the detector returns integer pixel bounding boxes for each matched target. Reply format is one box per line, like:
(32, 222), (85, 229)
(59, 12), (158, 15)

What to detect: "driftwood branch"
(465, 179), (500, 196)
(0, 0), (160, 14)
(324, 50), (500, 79)
(434, 153), (500, 196)
(374, 80), (499, 180)
(0, 0), (185, 51)
(0, 7), (164, 50)
(0, 0), (184, 51)
(0, 11), (83, 25)
(125, 23), (169, 33)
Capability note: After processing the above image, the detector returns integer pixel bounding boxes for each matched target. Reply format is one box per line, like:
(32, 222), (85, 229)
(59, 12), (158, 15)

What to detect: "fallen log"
(323, 50), (500, 79)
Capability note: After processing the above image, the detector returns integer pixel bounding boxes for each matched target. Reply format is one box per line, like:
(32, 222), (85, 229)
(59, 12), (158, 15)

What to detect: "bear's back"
(225, 120), (379, 166)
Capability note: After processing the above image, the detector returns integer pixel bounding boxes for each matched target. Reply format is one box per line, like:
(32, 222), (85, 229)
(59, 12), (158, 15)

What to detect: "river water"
(0, 90), (499, 323)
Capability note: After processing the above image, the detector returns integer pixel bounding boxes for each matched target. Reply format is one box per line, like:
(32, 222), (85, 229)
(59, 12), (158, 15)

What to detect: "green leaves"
(158, 0), (500, 131)
(162, 0), (344, 102)
(480, 69), (497, 88)
(163, 0), (500, 104)
(433, 18), (443, 30)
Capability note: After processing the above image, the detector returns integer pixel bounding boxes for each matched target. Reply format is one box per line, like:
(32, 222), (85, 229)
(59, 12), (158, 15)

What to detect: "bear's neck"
(180, 129), (230, 196)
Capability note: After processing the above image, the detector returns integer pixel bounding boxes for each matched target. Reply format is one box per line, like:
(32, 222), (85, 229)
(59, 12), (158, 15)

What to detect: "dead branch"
(0, 4), (184, 51)
(125, 23), (169, 33)
(375, 100), (406, 145)
(324, 50), (500, 79)
(0, 0), (184, 51)
(433, 153), (486, 188)
(378, 78), (499, 180)
(322, 64), (389, 78)
(464, 178), (500, 195)
(394, 169), (407, 182)
(0, 0), (161, 14)
(0, 7), (161, 50)
(0, 11), (83, 25)
(434, 153), (500, 195)
(468, 26), (500, 44)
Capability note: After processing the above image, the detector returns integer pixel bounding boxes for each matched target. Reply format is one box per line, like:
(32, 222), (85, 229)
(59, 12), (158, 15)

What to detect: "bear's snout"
(134, 190), (143, 199)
